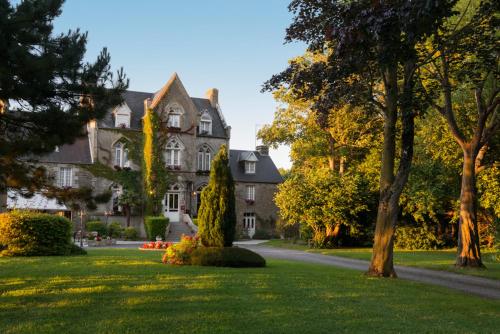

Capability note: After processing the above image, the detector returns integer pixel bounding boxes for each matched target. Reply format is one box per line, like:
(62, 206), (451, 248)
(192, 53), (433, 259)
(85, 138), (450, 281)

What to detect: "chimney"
(256, 145), (269, 156)
(205, 88), (219, 108)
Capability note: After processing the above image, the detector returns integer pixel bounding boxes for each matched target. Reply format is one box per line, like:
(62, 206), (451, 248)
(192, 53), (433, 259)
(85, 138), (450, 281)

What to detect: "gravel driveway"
(242, 245), (500, 300)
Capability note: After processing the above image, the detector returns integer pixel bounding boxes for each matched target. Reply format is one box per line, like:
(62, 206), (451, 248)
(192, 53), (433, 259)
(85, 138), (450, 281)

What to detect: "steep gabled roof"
(97, 74), (229, 138)
(149, 72), (180, 109)
(229, 149), (283, 184)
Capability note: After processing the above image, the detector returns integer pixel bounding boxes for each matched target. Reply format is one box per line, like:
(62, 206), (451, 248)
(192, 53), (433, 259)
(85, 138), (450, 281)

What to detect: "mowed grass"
(1, 249), (499, 334)
(265, 239), (500, 280)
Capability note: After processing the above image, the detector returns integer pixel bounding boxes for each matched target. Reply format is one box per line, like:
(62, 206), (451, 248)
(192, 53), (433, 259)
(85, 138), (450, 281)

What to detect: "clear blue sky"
(52, 0), (305, 169)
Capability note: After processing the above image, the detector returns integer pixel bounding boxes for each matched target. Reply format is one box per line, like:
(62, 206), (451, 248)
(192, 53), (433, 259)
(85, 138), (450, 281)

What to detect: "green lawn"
(264, 239), (500, 280)
(1, 249), (499, 334)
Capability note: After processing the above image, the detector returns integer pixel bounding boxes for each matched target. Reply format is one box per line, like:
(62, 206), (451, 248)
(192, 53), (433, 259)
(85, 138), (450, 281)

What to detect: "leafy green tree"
(265, 0), (456, 276)
(275, 168), (372, 247)
(419, 0), (498, 267)
(0, 0), (128, 203)
(197, 145), (236, 247)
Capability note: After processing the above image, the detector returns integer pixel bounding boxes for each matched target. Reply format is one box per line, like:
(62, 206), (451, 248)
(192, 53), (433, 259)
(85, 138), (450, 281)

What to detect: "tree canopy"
(0, 0), (128, 196)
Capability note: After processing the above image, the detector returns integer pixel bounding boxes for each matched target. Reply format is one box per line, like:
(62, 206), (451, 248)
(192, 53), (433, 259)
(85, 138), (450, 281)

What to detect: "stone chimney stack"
(256, 145), (269, 156)
(205, 88), (219, 108)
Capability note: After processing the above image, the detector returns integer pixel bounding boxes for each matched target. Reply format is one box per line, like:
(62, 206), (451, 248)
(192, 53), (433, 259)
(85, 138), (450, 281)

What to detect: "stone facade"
(234, 182), (280, 238)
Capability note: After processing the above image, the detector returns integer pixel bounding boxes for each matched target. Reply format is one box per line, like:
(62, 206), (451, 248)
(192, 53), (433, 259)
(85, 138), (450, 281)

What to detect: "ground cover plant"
(265, 240), (500, 280)
(0, 248), (499, 334)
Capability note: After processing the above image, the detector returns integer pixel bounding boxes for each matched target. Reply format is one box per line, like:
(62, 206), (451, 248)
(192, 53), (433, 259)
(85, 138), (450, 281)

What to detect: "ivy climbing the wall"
(143, 108), (169, 216)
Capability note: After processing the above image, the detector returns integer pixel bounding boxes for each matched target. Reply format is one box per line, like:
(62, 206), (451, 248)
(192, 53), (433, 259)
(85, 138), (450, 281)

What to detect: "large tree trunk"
(369, 196), (398, 277)
(124, 205), (131, 227)
(456, 146), (484, 267)
(367, 66), (398, 277)
(0, 191), (6, 212)
(368, 62), (416, 277)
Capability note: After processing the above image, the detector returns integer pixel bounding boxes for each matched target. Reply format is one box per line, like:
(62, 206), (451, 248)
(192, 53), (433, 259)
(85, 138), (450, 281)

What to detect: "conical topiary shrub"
(197, 144), (236, 247)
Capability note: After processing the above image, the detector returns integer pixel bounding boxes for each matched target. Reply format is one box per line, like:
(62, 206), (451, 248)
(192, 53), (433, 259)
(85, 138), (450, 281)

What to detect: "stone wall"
(234, 182), (279, 237)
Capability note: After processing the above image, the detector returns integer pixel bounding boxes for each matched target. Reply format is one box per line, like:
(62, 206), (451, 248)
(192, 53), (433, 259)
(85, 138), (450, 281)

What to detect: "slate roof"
(97, 90), (151, 130)
(29, 137), (92, 164)
(97, 90), (229, 138)
(229, 150), (283, 184)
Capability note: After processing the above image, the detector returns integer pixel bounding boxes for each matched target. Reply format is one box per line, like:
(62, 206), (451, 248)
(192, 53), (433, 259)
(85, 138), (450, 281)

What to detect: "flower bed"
(162, 235), (200, 264)
(140, 241), (172, 251)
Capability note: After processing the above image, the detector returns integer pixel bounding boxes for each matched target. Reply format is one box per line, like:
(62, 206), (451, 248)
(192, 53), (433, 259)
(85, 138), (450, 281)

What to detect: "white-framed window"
(243, 212), (256, 229)
(115, 113), (130, 128)
(246, 185), (255, 201)
(197, 145), (212, 171)
(199, 113), (212, 135)
(58, 167), (73, 187)
(168, 114), (180, 128)
(245, 161), (256, 174)
(166, 139), (182, 167)
(113, 142), (129, 168)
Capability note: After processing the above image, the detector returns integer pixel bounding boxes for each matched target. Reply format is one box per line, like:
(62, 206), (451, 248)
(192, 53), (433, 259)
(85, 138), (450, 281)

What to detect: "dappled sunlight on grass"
(0, 249), (499, 334)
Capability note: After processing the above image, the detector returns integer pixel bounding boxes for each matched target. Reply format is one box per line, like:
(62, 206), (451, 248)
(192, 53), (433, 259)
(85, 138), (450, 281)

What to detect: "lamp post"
(104, 210), (111, 227)
(79, 210), (84, 247)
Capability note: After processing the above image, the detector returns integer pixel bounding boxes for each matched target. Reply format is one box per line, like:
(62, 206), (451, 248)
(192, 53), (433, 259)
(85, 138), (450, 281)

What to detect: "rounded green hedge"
(190, 247), (266, 267)
(0, 211), (84, 256)
(85, 220), (107, 237)
(145, 216), (169, 240)
(123, 226), (140, 240)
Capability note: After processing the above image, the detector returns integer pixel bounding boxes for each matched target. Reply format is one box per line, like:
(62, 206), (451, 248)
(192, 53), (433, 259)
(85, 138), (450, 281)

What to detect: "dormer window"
(113, 104), (131, 128)
(239, 151), (258, 174)
(199, 112), (212, 135)
(245, 161), (256, 174)
(113, 141), (129, 168)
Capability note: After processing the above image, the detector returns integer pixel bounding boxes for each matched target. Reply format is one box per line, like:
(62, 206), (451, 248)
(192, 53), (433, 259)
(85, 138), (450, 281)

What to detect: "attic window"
(245, 161), (256, 174)
(114, 113), (130, 128)
(199, 113), (212, 135)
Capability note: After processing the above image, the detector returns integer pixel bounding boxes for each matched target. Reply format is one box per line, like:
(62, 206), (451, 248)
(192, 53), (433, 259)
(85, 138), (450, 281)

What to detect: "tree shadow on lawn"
(0, 250), (499, 334)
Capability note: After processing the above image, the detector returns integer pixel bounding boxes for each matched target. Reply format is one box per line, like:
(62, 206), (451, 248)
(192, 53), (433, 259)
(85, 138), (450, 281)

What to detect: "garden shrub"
(190, 247), (266, 267)
(107, 222), (123, 238)
(395, 224), (443, 250)
(0, 211), (74, 256)
(197, 145), (237, 247)
(123, 227), (140, 240)
(145, 216), (169, 240)
(85, 220), (107, 237)
(162, 235), (200, 265)
(69, 244), (87, 255)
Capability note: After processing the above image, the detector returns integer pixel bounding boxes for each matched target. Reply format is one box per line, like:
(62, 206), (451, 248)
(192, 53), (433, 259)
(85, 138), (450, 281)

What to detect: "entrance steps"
(165, 215), (197, 242)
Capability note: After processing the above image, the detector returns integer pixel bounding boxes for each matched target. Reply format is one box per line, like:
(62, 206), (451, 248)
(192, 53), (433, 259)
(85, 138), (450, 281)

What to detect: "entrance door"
(165, 192), (180, 222)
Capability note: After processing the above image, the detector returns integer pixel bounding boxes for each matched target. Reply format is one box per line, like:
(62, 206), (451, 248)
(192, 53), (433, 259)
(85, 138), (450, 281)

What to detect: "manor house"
(8, 74), (282, 239)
